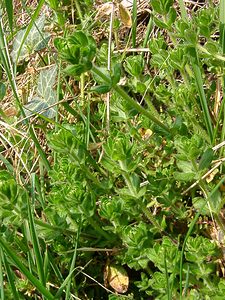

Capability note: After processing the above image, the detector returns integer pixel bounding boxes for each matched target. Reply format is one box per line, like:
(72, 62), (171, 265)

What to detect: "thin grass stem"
(132, 0), (137, 48)
(0, 237), (55, 299)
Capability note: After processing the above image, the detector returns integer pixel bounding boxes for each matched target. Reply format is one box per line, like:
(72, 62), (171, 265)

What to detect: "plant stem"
(92, 65), (171, 134)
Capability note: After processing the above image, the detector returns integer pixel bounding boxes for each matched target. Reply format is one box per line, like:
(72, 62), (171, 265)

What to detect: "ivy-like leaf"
(11, 15), (50, 62)
(24, 65), (57, 118)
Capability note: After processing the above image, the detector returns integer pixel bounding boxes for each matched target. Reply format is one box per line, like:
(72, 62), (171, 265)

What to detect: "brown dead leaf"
(104, 264), (129, 293)
(119, 3), (132, 28)
(95, 2), (114, 20)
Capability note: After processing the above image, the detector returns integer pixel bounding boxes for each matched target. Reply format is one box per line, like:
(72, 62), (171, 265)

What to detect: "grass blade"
(219, 0), (225, 146)
(0, 249), (4, 299)
(164, 249), (170, 300)
(142, 15), (153, 51)
(65, 226), (81, 300)
(178, 0), (188, 22)
(4, 0), (13, 32)
(190, 50), (213, 141)
(0, 236), (54, 300)
(54, 268), (77, 299)
(28, 173), (45, 286)
(132, 0), (137, 48)
(2, 253), (20, 300)
(0, 153), (14, 173)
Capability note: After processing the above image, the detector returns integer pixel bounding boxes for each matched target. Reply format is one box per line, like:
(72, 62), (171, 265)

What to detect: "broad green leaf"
(112, 63), (121, 85)
(210, 189), (225, 214)
(176, 160), (194, 173)
(192, 197), (209, 215)
(198, 148), (214, 170)
(90, 85), (111, 94)
(11, 15), (50, 62)
(124, 55), (145, 77)
(151, 0), (174, 15)
(185, 236), (219, 263)
(24, 65), (57, 118)
(173, 172), (196, 181)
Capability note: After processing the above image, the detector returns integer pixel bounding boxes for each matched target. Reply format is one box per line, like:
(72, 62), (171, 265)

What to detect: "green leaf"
(55, 31), (96, 76)
(151, 0), (174, 15)
(210, 189), (224, 214)
(153, 16), (169, 29)
(111, 63), (121, 85)
(173, 172), (196, 181)
(24, 65), (57, 118)
(176, 160), (194, 173)
(124, 55), (145, 77)
(69, 31), (88, 46)
(184, 28), (198, 45)
(185, 236), (219, 263)
(90, 85), (111, 94)
(63, 64), (88, 76)
(205, 41), (219, 55)
(192, 197), (210, 215)
(167, 7), (177, 25)
(151, 0), (164, 14)
(198, 148), (214, 170)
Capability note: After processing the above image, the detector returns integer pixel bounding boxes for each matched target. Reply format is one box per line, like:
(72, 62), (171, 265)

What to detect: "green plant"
(1, 0), (225, 299)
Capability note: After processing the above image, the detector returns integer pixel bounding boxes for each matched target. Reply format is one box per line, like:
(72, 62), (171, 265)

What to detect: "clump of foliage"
(1, 0), (225, 299)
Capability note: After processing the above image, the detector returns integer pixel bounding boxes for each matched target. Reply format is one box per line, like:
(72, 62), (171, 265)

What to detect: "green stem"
(122, 170), (163, 232)
(74, 0), (83, 23)
(142, 16), (153, 51)
(178, 0), (188, 22)
(92, 65), (171, 134)
(88, 217), (112, 241)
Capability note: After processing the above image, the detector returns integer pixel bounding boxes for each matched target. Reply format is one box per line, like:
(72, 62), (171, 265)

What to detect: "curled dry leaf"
(119, 3), (132, 28)
(206, 168), (219, 183)
(95, 2), (114, 20)
(104, 263), (129, 294)
(139, 128), (153, 140)
(95, 2), (132, 28)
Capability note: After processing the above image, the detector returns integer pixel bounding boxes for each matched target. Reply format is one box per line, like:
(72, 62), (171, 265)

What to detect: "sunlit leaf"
(105, 264), (129, 293)
(119, 3), (132, 28)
